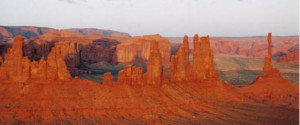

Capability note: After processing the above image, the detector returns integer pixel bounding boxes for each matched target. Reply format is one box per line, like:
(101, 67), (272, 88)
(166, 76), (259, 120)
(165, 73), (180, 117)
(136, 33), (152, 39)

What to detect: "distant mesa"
(116, 34), (171, 66)
(0, 26), (131, 41)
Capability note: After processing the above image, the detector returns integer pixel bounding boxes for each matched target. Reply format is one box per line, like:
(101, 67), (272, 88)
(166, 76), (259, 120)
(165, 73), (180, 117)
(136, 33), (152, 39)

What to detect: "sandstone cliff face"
(210, 40), (239, 55)
(116, 34), (170, 66)
(237, 43), (249, 56)
(0, 35), (26, 82)
(170, 35), (191, 82)
(24, 39), (52, 61)
(279, 49), (299, 63)
(190, 35), (219, 81)
(144, 40), (163, 86)
(87, 38), (119, 64)
(0, 35), (71, 82)
(47, 45), (72, 81)
(55, 42), (80, 68)
(114, 40), (165, 86)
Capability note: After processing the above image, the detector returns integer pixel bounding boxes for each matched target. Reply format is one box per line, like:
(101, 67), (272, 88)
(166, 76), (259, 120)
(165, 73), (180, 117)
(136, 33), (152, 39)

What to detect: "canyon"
(0, 32), (298, 124)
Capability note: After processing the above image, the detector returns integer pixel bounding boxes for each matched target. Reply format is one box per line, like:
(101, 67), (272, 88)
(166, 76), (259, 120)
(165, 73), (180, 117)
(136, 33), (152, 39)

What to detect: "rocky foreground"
(0, 33), (298, 124)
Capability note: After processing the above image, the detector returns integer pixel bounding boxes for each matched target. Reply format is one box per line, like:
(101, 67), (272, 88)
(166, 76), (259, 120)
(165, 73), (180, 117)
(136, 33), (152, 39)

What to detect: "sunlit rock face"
(0, 35), (71, 82)
(170, 35), (191, 82)
(116, 34), (170, 66)
(262, 33), (281, 78)
(189, 34), (219, 82)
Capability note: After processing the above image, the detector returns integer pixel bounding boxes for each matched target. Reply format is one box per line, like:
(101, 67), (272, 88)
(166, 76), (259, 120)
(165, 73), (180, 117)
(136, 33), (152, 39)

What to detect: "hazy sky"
(0, 0), (299, 37)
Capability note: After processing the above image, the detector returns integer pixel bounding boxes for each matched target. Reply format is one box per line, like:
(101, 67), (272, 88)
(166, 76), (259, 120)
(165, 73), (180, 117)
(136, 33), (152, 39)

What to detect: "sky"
(0, 0), (299, 37)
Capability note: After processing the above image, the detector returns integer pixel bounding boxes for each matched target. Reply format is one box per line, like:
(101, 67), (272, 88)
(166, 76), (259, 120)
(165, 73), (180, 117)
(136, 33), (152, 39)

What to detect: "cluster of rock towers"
(170, 35), (219, 82)
(103, 34), (220, 86)
(0, 35), (71, 82)
(0, 33), (280, 86)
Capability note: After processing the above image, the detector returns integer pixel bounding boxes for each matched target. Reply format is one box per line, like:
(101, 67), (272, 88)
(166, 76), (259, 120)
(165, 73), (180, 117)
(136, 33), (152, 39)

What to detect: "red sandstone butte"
(190, 34), (219, 81)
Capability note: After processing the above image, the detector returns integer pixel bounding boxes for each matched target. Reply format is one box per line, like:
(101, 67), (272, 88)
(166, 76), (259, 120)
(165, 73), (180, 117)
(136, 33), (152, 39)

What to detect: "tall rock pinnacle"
(170, 35), (191, 82)
(145, 40), (162, 86)
(262, 33), (281, 77)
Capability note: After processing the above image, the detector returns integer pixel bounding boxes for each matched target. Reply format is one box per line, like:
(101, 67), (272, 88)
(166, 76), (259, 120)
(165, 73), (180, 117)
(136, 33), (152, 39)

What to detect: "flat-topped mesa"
(144, 40), (163, 86)
(190, 34), (219, 81)
(170, 35), (191, 82)
(262, 33), (281, 78)
(0, 35), (71, 82)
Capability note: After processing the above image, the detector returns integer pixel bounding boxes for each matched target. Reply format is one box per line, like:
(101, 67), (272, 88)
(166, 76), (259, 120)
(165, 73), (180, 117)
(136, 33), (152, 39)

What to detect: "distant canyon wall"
(0, 29), (171, 75)
(169, 36), (299, 63)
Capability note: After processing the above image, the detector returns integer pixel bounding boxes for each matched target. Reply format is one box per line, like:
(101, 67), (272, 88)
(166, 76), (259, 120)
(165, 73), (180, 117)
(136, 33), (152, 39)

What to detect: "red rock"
(0, 36), (71, 82)
(38, 57), (47, 80)
(173, 35), (191, 81)
(116, 34), (170, 66)
(131, 66), (143, 86)
(103, 72), (113, 84)
(117, 65), (144, 86)
(47, 44), (72, 81)
(0, 35), (26, 82)
(190, 35), (219, 81)
(262, 33), (281, 78)
(55, 42), (80, 68)
(144, 40), (162, 86)
(237, 43), (249, 56)
(0, 55), (3, 65)
(239, 33), (299, 106)
(169, 55), (178, 82)
(279, 49), (299, 63)
(162, 68), (169, 84)
(117, 70), (125, 84)
(210, 40), (239, 55)
(24, 39), (51, 61)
